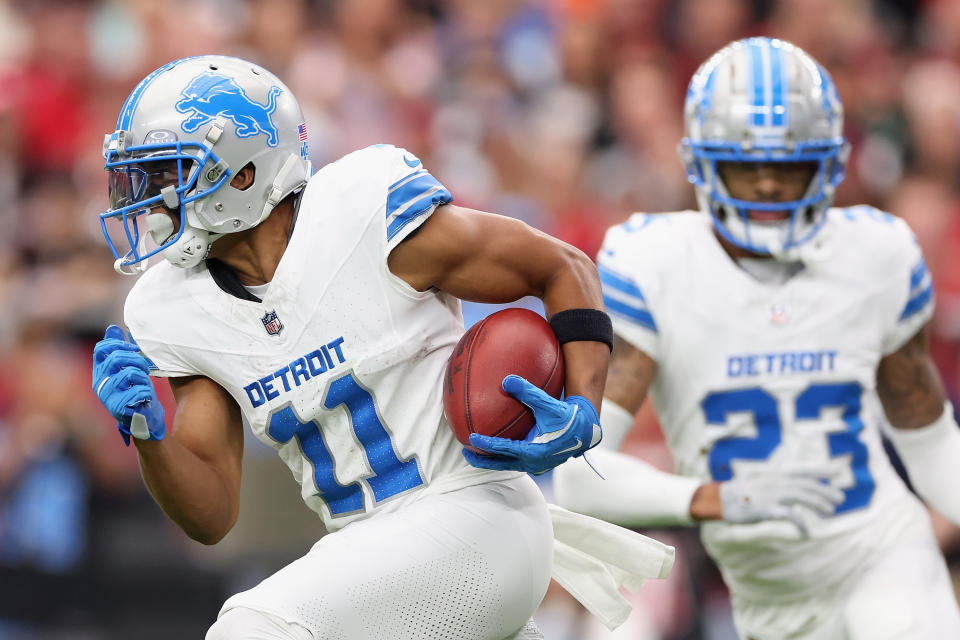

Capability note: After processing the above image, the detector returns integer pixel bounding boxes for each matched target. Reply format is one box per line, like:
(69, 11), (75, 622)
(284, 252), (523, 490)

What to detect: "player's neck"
(713, 230), (804, 285)
(206, 198), (296, 286)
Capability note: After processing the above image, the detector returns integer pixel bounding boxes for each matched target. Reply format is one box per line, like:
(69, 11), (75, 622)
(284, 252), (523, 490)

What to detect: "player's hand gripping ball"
(443, 308), (565, 450)
(442, 308), (602, 474)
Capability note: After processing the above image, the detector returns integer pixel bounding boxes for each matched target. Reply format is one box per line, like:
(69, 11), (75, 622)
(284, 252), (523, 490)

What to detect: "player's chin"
(746, 210), (791, 224)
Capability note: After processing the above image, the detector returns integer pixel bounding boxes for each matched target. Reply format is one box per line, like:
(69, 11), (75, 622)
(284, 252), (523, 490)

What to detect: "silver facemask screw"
(215, 203), (224, 211)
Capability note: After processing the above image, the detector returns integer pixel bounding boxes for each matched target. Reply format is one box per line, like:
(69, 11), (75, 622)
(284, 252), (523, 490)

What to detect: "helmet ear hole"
(230, 163), (256, 191)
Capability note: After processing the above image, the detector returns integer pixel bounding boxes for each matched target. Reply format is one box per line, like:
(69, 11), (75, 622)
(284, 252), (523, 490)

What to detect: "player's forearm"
(542, 248), (609, 407)
(604, 336), (657, 414)
(558, 340), (609, 408)
(688, 483), (724, 520)
(134, 438), (239, 544)
(554, 449), (700, 527)
(876, 329), (960, 526)
(887, 402), (960, 527)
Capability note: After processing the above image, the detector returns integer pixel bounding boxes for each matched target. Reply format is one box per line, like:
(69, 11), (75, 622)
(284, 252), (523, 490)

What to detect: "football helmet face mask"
(100, 55), (312, 274)
(680, 38), (850, 258)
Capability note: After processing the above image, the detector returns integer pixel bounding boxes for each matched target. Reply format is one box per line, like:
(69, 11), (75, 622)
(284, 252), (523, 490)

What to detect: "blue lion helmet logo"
(176, 72), (282, 147)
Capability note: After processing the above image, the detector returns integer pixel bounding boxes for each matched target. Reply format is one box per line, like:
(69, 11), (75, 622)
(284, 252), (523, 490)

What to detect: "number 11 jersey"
(124, 145), (521, 533)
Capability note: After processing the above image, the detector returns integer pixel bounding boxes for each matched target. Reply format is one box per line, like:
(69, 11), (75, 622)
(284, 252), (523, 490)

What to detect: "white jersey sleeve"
(325, 143), (453, 256)
(597, 213), (667, 361)
(863, 207), (935, 354)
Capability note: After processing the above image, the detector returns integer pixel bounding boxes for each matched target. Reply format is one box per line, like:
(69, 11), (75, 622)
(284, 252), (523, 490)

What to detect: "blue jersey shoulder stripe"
(386, 175), (452, 241)
(899, 283), (934, 322)
(604, 294), (657, 332)
(386, 188), (452, 240)
(388, 168), (425, 192)
(909, 258), (929, 292)
(387, 172), (444, 215)
(598, 265), (647, 302)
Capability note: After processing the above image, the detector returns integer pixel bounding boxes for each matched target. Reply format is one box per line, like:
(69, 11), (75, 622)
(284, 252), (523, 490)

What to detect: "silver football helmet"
(100, 55), (312, 273)
(680, 38), (850, 258)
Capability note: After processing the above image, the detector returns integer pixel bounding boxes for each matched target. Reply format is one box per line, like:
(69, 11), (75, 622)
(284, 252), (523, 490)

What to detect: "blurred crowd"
(2, 0), (960, 638)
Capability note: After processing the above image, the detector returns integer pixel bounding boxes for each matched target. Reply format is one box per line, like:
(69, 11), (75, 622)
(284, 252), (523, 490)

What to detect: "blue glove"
(92, 325), (165, 446)
(463, 374), (602, 474)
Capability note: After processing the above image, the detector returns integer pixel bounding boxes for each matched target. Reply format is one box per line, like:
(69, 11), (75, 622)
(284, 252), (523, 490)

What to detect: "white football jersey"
(124, 144), (520, 532)
(599, 208), (937, 601)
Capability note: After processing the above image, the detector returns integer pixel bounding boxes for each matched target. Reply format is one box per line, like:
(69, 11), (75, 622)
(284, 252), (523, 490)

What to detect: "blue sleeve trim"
(386, 171), (452, 241)
(599, 264), (646, 302)
(909, 258), (929, 292)
(604, 294), (657, 332)
(388, 168), (422, 191)
(899, 283), (934, 322)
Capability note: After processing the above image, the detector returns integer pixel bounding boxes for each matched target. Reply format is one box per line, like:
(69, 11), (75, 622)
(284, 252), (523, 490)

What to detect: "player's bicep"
(605, 334), (657, 413)
(168, 375), (244, 492)
(388, 204), (580, 302)
(877, 326), (947, 430)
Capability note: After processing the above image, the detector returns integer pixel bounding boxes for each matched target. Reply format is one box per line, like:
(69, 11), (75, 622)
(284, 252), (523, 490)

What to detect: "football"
(443, 308), (565, 450)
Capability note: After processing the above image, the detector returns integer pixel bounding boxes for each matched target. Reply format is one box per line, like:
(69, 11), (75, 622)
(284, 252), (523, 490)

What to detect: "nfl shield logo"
(261, 310), (283, 336)
(770, 303), (789, 325)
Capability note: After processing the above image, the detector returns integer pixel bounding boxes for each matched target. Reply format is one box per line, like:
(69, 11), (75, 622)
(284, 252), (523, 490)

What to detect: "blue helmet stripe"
(815, 65), (837, 128)
(117, 56), (202, 131)
(748, 40), (765, 127)
(761, 39), (774, 127)
(701, 64), (719, 115)
(770, 41), (786, 127)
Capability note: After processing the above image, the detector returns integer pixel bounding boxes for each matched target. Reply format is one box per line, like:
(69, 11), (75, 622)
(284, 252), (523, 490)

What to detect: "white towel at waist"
(549, 503), (675, 630)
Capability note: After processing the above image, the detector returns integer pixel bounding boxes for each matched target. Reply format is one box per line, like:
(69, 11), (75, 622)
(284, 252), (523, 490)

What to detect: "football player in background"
(555, 38), (960, 639)
(90, 55), (672, 639)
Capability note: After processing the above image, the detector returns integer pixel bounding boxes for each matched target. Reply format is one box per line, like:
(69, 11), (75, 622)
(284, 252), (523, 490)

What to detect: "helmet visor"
(106, 157), (192, 213)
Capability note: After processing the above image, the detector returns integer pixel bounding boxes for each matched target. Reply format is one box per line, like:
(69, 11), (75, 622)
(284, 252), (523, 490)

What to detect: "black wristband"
(549, 308), (613, 352)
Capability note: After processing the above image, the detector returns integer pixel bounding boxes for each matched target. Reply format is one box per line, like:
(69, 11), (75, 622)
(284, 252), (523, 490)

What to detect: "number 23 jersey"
(599, 208), (937, 600)
(124, 145), (519, 533)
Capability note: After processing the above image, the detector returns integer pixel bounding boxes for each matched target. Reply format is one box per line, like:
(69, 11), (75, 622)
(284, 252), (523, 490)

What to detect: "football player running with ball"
(91, 56), (673, 639)
(555, 38), (960, 639)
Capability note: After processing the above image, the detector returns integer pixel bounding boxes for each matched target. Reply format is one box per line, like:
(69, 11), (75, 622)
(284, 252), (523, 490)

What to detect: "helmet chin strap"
(161, 225), (220, 268)
(113, 227), (150, 276)
(114, 254), (148, 276)
(253, 153), (303, 228)
(145, 212), (220, 269)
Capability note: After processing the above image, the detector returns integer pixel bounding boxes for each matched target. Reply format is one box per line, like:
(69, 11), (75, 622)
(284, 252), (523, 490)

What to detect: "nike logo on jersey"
(403, 154), (421, 168)
(244, 336), (347, 407)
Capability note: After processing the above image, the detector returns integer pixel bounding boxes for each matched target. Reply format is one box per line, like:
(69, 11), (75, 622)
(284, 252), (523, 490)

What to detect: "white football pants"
(732, 537), (960, 639)
(206, 475), (553, 640)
